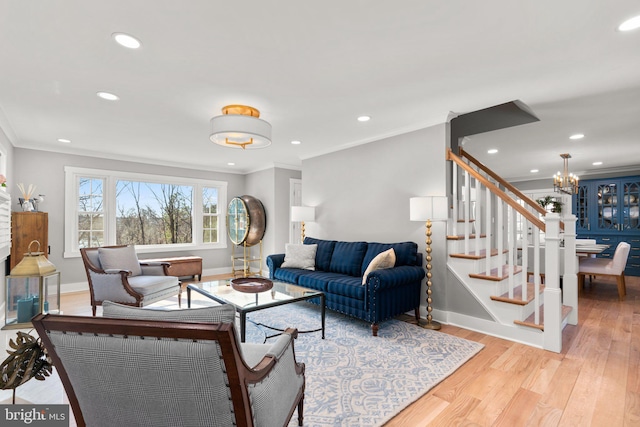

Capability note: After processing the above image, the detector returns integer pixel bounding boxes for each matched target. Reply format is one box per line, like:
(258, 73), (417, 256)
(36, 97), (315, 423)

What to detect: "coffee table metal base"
(187, 283), (325, 343)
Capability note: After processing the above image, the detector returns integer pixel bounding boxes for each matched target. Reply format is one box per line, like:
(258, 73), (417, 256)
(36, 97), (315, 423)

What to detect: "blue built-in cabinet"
(573, 175), (640, 276)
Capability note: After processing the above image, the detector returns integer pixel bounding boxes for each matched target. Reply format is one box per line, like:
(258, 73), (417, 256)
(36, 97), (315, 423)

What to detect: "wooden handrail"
(458, 147), (564, 231)
(447, 149), (546, 232)
(459, 148), (547, 216)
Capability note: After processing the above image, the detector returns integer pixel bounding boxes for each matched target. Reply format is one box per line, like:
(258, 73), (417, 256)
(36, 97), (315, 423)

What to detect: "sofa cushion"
(273, 268), (317, 284)
(329, 241), (368, 277)
(303, 237), (337, 271)
(360, 242), (417, 275)
(327, 276), (366, 300)
(281, 244), (317, 270)
(98, 245), (142, 276)
(298, 271), (348, 292)
(362, 248), (396, 284)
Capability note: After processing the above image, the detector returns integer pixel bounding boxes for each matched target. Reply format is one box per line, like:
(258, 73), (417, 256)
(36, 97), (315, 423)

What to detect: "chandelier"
(209, 105), (272, 150)
(553, 153), (579, 194)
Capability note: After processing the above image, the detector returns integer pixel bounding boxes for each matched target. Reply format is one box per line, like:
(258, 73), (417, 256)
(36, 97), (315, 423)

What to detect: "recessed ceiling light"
(57, 138), (71, 143)
(569, 133), (585, 140)
(593, 161), (603, 166)
(357, 115), (371, 122)
(530, 169), (539, 173)
(618, 15), (640, 32)
(112, 33), (142, 49)
(227, 162), (235, 166)
(291, 140), (301, 145)
(97, 92), (119, 101)
(487, 149), (498, 154)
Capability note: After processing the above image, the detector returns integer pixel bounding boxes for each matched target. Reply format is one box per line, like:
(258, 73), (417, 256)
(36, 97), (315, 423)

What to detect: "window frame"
(64, 166), (227, 258)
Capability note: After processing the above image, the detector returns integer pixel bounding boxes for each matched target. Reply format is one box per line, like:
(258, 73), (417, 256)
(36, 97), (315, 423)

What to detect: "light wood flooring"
(2, 274), (638, 426)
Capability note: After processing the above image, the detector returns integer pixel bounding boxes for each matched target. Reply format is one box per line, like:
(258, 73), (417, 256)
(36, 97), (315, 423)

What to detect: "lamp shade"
(291, 206), (315, 222)
(410, 196), (448, 221)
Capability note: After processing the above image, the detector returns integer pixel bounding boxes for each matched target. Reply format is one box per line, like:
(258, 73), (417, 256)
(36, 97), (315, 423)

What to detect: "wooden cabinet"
(574, 176), (640, 275)
(10, 212), (48, 271)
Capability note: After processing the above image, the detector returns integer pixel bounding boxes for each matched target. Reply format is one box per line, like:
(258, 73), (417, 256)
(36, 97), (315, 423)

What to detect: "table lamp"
(291, 206), (315, 243)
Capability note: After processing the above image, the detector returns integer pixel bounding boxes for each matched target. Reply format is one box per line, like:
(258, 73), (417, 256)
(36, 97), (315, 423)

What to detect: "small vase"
(22, 200), (33, 212)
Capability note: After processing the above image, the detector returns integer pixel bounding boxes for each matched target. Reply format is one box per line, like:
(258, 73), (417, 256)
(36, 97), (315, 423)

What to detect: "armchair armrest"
(103, 268), (131, 275)
(245, 328), (305, 427)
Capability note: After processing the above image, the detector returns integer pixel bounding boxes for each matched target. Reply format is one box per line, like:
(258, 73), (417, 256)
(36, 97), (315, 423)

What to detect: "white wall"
(0, 127), (14, 314)
(302, 124), (449, 316)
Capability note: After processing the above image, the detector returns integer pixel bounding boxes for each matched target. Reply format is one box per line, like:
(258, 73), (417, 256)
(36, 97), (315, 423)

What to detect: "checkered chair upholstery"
(80, 245), (181, 316)
(32, 307), (305, 427)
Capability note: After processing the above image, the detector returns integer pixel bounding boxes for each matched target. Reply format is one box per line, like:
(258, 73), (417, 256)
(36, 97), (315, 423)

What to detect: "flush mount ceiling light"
(487, 148), (498, 154)
(357, 115), (371, 122)
(57, 138), (71, 143)
(569, 133), (585, 140)
(209, 105), (272, 150)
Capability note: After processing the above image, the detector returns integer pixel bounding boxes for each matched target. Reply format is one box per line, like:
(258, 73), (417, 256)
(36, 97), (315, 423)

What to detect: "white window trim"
(64, 166), (227, 258)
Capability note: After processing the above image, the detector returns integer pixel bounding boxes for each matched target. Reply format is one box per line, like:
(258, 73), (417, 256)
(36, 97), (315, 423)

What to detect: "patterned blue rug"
(238, 302), (484, 427)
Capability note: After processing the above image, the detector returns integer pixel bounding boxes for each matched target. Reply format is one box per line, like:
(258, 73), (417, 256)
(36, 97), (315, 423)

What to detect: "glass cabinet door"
(574, 183), (590, 232)
(595, 182), (620, 232)
(621, 179), (640, 232)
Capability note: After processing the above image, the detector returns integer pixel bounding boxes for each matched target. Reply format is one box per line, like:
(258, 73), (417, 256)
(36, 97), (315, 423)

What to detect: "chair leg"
(297, 396), (304, 426)
(616, 274), (626, 301)
(92, 305), (97, 317)
(578, 274), (585, 293)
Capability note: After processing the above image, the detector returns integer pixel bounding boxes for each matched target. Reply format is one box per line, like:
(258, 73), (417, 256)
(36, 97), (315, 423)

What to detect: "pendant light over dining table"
(210, 104), (272, 149)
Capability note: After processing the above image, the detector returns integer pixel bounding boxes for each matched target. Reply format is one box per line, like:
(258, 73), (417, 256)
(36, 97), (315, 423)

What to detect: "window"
(65, 167), (227, 257)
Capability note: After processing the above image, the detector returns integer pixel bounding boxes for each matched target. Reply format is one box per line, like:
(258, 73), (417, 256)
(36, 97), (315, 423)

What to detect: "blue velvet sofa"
(266, 237), (425, 336)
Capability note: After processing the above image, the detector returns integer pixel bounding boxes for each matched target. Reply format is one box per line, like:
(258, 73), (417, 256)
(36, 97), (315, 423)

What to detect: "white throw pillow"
(98, 245), (142, 276)
(362, 248), (396, 284)
(281, 244), (318, 270)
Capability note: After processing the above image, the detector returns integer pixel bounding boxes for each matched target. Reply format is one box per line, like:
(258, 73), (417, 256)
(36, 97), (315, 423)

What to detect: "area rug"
(229, 302), (483, 427)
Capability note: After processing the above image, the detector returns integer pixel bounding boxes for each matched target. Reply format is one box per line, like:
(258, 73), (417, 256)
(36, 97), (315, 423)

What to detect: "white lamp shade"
(410, 196), (448, 221)
(291, 206), (315, 222)
(210, 114), (272, 149)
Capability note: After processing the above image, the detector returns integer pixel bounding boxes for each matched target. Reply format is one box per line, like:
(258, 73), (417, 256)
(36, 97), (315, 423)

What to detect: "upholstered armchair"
(80, 245), (181, 316)
(32, 303), (305, 427)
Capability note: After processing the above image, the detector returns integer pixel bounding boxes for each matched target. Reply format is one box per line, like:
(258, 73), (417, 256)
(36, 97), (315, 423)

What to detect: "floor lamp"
(410, 196), (448, 330)
(291, 206), (315, 243)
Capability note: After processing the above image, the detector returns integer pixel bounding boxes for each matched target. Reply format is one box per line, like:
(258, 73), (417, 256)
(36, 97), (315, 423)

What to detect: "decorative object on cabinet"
(4, 240), (60, 329)
(553, 153), (579, 195)
(291, 205), (316, 243)
(573, 175), (640, 276)
(10, 211), (48, 271)
(410, 196), (448, 330)
(227, 195), (266, 277)
(0, 174), (7, 189)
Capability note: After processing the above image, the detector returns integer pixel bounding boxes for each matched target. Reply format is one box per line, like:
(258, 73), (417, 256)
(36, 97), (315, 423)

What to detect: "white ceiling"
(0, 1), (639, 178)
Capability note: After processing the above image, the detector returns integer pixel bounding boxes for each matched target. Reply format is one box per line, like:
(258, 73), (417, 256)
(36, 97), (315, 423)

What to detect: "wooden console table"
(142, 256), (202, 281)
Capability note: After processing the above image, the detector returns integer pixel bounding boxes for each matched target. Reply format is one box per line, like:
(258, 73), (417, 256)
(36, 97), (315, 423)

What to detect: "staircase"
(445, 148), (578, 353)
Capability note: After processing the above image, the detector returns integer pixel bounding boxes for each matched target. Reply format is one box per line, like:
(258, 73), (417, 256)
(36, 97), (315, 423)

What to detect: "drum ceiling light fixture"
(210, 104), (272, 150)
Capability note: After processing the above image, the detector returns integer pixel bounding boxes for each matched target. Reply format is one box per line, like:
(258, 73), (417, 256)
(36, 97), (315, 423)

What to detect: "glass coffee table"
(186, 278), (325, 342)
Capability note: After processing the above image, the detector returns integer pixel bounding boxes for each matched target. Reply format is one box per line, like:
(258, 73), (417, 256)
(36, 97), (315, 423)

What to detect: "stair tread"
(514, 305), (573, 331)
(490, 283), (545, 305)
(447, 233), (487, 240)
(469, 265), (523, 281)
(450, 249), (506, 260)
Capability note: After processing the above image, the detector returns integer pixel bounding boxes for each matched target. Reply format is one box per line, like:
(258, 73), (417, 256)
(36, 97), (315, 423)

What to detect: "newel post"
(562, 214), (578, 325)
(543, 213), (562, 353)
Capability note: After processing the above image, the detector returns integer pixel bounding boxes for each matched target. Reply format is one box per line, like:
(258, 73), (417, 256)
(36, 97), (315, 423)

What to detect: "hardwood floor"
(2, 274), (638, 426)
(385, 274), (640, 426)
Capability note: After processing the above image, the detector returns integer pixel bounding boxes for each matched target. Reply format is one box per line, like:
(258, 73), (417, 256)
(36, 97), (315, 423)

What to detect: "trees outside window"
(64, 167), (227, 257)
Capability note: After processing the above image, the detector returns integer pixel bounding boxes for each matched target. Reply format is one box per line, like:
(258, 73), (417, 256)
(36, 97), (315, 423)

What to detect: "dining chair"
(578, 241), (631, 300)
